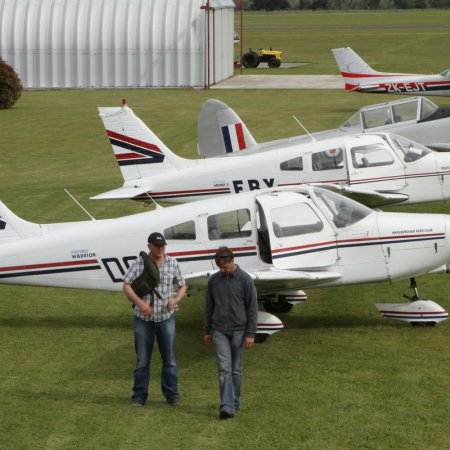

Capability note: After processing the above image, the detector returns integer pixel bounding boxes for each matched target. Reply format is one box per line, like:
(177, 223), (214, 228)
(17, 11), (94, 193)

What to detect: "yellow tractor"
(241, 48), (282, 68)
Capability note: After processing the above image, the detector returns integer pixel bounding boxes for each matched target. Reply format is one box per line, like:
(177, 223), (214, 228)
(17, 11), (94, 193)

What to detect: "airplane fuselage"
(1, 187), (450, 296)
(347, 73), (450, 96)
(128, 133), (450, 206)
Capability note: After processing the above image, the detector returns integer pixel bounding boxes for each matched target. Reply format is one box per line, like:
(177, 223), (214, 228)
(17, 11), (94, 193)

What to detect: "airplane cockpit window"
(350, 143), (394, 168)
(391, 100), (418, 123)
(341, 112), (362, 130)
(207, 209), (252, 240)
(164, 220), (196, 240)
(280, 156), (303, 171)
(420, 97), (439, 121)
(439, 68), (450, 78)
(391, 135), (431, 163)
(271, 203), (323, 238)
(312, 187), (372, 229)
(312, 148), (344, 171)
(361, 106), (392, 128)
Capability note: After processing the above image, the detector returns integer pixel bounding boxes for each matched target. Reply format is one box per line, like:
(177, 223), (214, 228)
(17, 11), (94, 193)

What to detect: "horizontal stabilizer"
(90, 187), (148, 200)
(313, 184), (409, 207)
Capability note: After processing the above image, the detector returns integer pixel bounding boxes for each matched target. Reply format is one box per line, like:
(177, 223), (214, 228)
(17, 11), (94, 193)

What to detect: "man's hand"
(245, 336), (255, 349)
(140, 303), (154, 317)
(204, 334), (212, 348)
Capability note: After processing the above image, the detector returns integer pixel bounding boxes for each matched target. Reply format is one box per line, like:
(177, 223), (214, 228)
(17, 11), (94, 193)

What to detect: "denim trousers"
(213, 329), (245, 412)
(132, 314), (179, 402)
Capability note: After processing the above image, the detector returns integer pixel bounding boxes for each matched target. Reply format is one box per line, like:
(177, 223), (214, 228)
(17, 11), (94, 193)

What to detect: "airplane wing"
(184, 268), (342, 294)
(313, 184), (409, 207)
(90, 187), (149, 200)
(425, 143), (450, 151)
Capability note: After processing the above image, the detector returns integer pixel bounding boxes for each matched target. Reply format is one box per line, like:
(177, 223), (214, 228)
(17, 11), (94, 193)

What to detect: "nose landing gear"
(375, 278), (448, 326)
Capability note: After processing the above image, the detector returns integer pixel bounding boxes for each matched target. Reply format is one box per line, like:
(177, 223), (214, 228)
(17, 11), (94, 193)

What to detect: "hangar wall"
(0, 0), (235, 88)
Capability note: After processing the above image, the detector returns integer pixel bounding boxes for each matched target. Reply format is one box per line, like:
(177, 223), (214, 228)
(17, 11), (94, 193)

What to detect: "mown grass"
(1, 10), (450, 450)
(235, 9), (450, 74)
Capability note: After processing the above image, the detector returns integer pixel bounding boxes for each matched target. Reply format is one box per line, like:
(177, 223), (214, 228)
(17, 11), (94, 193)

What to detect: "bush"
(0, 57), (23, 109)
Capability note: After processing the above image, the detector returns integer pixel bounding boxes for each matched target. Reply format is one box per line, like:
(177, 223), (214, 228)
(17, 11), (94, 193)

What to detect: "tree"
(250, 0), (290, 10)
(0, 57), (23, 109)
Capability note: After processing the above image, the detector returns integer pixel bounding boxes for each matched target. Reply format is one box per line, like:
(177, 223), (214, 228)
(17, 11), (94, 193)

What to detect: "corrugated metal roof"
(0, 0), (234, 88)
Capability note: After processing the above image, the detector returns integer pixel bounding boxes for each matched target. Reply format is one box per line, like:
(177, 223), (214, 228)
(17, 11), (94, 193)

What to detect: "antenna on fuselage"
(292, 115), (316, 142)
(64, 189), (96, 220)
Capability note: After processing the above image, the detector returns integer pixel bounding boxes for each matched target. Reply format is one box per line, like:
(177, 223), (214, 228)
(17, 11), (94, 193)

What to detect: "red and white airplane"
(332, 47), (450, 96)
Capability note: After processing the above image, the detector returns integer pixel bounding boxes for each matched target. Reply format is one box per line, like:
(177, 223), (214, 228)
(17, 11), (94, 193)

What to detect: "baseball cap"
(148, 232), (167, 246)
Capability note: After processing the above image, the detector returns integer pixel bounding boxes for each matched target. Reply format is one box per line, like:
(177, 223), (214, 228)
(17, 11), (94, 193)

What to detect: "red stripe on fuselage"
(0, 259), (98, 272)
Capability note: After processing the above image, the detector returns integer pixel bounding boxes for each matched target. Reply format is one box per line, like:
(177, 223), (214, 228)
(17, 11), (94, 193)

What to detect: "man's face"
(148, 242), (166, 258)
(216, 258), (235, 276)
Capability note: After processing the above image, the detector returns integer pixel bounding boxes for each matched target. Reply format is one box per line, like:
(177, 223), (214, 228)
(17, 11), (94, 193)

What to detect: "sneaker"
(219, 409), (235, 419)
(131, 399), (146, 407)
(167, 397), (181, 406)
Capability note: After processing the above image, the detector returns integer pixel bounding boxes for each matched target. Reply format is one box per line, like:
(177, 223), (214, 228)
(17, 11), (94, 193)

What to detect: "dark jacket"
(204, 266), (258, 337)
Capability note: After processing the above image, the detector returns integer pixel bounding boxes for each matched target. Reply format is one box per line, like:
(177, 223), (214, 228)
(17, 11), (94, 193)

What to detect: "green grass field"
(1, 10), (450, 450)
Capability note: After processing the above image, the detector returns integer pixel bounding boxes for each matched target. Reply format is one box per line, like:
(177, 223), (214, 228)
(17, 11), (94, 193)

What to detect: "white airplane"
(92, 101), (450, 208)
(332, 47), (450, 96)
(1, 186), (448, 333)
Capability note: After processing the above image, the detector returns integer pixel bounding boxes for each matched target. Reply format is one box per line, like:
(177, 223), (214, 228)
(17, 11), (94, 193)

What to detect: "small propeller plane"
(92, 101), (450, 208)
(332, 47), (450, 96)
(0, 186), (448, 334)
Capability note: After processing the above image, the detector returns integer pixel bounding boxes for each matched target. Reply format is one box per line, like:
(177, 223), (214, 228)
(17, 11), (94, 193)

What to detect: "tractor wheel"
(242, 51), (260, 68)
(268, 57), (281, 68)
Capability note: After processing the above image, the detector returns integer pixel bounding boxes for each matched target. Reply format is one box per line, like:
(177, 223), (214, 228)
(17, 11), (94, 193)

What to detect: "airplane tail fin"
(0, 201), (42, 244)
(98, 102), (186, 182)
(198, 99), (257, 158)
(332, 47), (381, 91)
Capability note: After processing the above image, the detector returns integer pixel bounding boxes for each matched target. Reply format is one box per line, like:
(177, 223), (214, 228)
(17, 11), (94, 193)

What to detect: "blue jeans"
(213, 329), (245, 412)
(132, 315), (179, 403)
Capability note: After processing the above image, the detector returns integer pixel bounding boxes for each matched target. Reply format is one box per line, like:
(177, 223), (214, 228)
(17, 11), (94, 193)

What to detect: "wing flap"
(184, 268), (341, 294)
(313, 184), (409, 207)
(90, 187), (149, 200)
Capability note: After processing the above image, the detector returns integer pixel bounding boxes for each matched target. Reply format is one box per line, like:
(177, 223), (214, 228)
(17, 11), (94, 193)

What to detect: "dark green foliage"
(0, 57), (23, 109)
(250, 0), (291, 10)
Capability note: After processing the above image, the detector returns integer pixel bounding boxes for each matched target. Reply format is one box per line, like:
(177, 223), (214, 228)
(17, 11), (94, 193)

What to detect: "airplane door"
(256, 191), (338, 270)
(345, 136), (406, 191)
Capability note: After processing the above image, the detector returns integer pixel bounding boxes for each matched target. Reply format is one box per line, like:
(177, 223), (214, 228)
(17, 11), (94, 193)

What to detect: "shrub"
(0, 57), (23, 109)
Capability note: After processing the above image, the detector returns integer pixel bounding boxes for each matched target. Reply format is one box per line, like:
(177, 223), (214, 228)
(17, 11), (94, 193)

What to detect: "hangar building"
(0, 0), (235, 88)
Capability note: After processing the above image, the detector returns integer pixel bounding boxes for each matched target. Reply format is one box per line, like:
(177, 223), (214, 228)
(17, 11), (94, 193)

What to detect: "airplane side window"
(271, 203), (323, 238)
(207, 209), (252, 240)
(351, 143), (394, 168)
(311, 148), (344, 171)
(164, 220), (196, 240)
(420, 98), (439, 121)
(280, 156), (303, 171)
(312, 187), (372, 228)
(362, 107), (393, 128)
(392, 101), (417, 123)
(392, 136), (431, 163)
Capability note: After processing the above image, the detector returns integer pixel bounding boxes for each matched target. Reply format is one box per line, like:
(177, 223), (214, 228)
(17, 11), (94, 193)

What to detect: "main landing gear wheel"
(262, 296), (293, 314)
(254, 334), (269, 343)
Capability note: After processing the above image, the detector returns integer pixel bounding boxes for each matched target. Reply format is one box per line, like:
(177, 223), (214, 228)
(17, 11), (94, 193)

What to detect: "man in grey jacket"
(204, 246), (258, 419)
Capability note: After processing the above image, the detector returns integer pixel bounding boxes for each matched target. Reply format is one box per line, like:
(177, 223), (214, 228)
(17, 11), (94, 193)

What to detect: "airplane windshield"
(390, 135), (431, 162)
(440, 68), (450, 77)
(312, 187), (372, 229)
